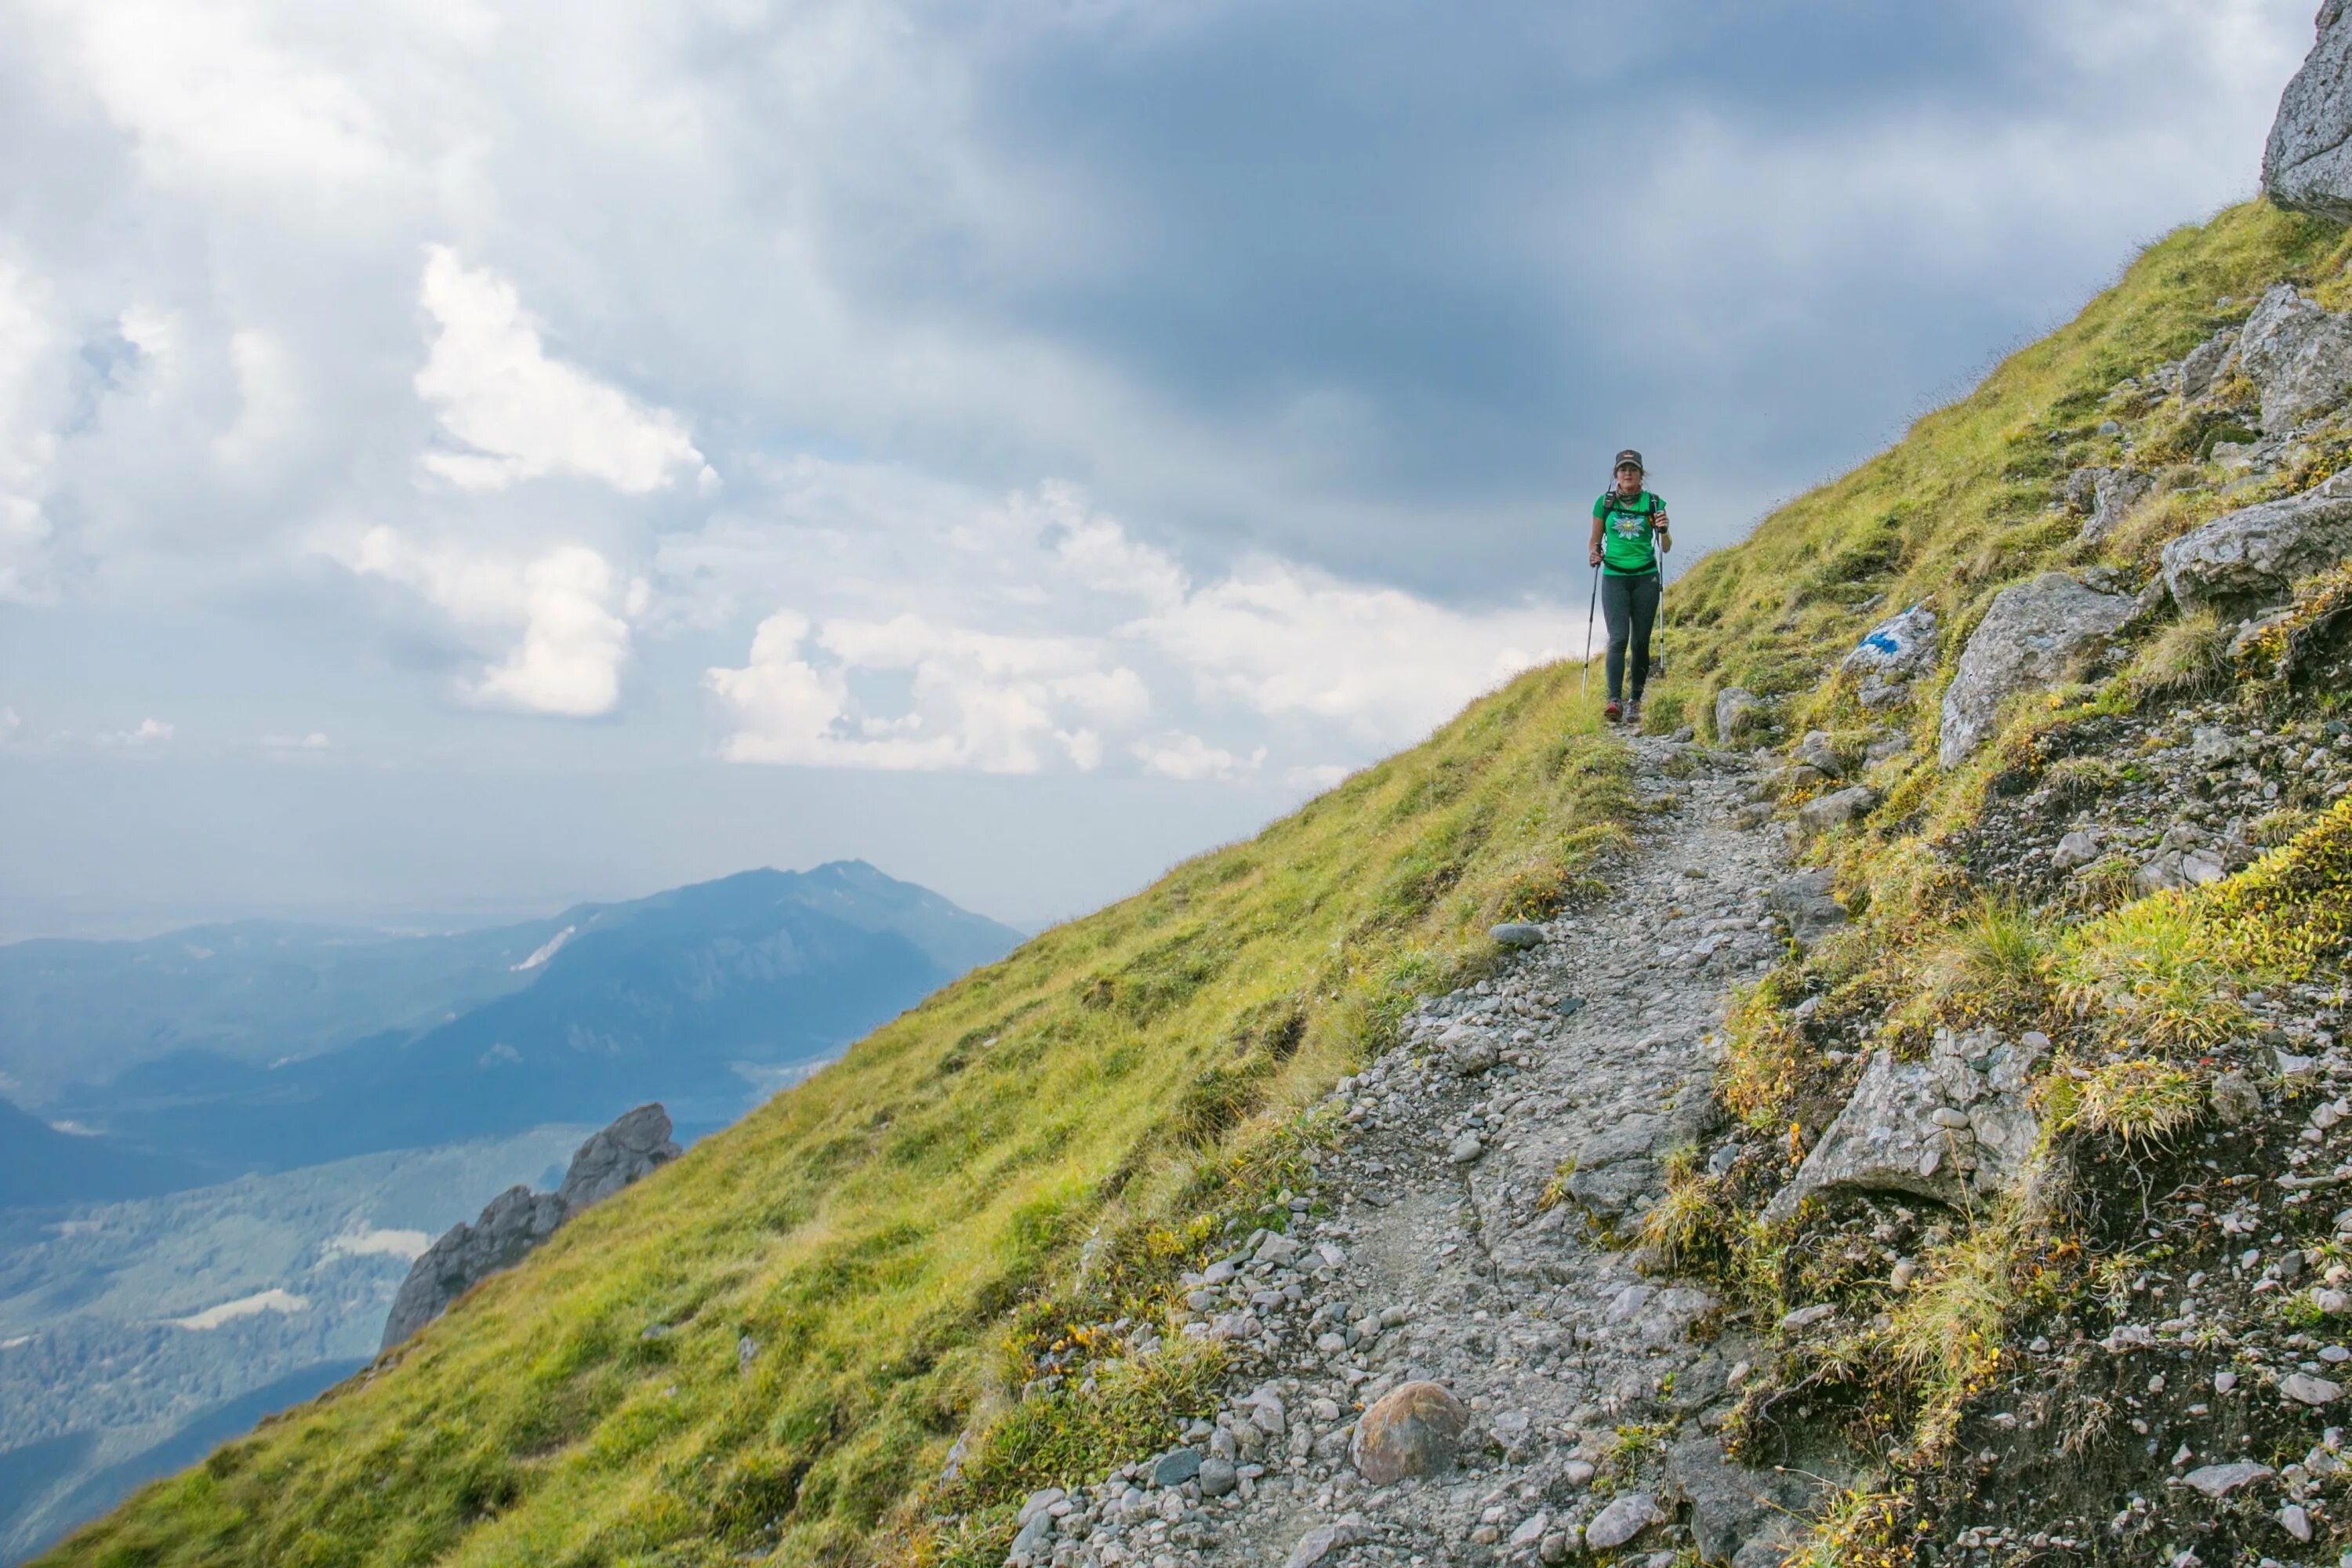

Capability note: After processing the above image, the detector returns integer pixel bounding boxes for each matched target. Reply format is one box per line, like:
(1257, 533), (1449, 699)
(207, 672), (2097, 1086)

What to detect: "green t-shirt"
(1593, 490), (1667, 575)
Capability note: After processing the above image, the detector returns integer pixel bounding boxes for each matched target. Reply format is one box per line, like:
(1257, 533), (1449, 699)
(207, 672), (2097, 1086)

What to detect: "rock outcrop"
(2265, 1), (2352, 223)
(2161, 470), (2352, 617)
(555, 1103), (681, 1210)
(2238, 284), (2352, 434)
(1762, 1030), (2044, 1225)
(1938, 572), (2133, 768)
(1766, 867), (1847, 949)
(2070, 467), (2153, 546)
(1713, 687), (1764, 744)
(383, 1103), (679, 1350)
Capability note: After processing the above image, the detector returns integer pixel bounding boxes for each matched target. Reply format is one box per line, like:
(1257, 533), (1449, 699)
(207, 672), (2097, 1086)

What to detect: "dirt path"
(1008, 735), (1820, 1568)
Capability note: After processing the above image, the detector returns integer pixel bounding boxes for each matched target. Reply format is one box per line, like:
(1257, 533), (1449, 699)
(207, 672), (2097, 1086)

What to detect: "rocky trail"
(1006, 735), (1829, 1568)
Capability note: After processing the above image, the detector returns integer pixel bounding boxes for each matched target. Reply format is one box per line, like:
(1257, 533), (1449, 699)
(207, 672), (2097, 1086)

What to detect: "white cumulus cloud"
(1131, 732), (1264, 782)
(706, 610), (1148, 773)
(0, 262), (64, 604)
(38, 0), (405, 203)
(350, 528), (637, 717)
(415, 246), (714, 495)
(1127, 557), (1570, 744)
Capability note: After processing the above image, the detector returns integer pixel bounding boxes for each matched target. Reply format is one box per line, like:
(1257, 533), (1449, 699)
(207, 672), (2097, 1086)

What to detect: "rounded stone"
(1349, 1380), (1470, 1484)
(1197, 1455), (1238, 1497)
(1150, 1446), (1203, 1488)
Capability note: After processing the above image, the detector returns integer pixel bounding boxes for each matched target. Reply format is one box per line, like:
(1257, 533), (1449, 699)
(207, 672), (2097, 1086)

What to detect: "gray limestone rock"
(1489, 921), (1544, 949)
(554, 1102), (681, 1212)
(1938, 572), (2133, 768)
(2241, 284), (2352, 433)
(2283, 1372), (2343, 1406)
(2213, 1069), (2264, 1126)
(1284, 1515), (1370, 1568)
(1150, 1447), (1202, 1488)
(1766, 867), (1846, 949)
(1841, 604), (1940, 683)
(1584, 1492), (1664, 1551)
(381, 1184), (567, 1351)
(1797, 786), (1878, 834)
(382, 1102), (679, 1350)
(2181, 328), (2241, 400)
(2267, 3), (2352, 223)
(2160, 470), (2352, 618)
(1441, 1026), (1502, 1076)
(2052, 826), (2106, 872)
(1762, 1031), (2045, 1224)
(1791, 730), (1843, 779)
(1668, 1436), (1820, 1565)
(2182, 1461), (2274, 1500)
(1006, 1507), (1056, 1566)
(2081, 469), (2154, 546)
(1714, 687), (1765, 744)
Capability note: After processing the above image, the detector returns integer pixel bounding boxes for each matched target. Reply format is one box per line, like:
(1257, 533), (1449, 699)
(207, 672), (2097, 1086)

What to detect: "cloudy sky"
(0, 0), (2320, 935)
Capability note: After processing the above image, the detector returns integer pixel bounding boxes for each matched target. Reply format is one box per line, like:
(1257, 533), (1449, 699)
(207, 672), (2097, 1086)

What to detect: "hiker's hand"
(1588, 546), (1602, 568)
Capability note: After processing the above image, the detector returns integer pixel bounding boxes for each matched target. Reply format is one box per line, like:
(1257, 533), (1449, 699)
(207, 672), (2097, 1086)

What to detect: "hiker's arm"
(1655, 509), (1671, 554)
(1588, 514), (1604, 568)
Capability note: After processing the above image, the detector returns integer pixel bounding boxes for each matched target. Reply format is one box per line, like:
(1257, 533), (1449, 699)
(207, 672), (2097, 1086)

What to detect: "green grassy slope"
(50, 194), (2352, 1568)
(1644, 200), (2352, 754)
(40, 670), (1632, 1568)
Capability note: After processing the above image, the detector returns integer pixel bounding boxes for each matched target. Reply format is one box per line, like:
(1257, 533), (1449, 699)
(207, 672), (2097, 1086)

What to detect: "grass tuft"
(2124, 611), (2232, 705)
(2056, 1059), (2205, 1149)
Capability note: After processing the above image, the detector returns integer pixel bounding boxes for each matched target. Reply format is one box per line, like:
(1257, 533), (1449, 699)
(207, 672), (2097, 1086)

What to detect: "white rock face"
(2238, 285), (2352, 434)
(2161, 470), (2352, 619)
(1938, 573), (2132, 768)
(2265, 1), (2352, 223)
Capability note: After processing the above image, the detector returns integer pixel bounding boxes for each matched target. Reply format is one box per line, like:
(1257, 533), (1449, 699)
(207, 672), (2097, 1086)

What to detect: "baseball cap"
(1613, 448), (1644, 472)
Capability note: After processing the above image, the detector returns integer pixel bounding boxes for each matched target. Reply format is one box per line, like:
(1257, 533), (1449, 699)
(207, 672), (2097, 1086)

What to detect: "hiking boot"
(1603, 700), (1623, 724)
(1624, 696), (1642, 728)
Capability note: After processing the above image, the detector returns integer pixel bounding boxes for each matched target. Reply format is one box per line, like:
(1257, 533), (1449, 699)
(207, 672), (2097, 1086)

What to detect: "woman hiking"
(1588, 448), (1670, 725)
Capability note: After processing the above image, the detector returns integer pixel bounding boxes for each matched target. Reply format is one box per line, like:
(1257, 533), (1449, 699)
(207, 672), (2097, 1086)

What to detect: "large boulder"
(555, 1102), (681, 1210)
(2161, 470), (2352, 617)
(380, 1185), (565, 1350)
(1351, 1381), (1470, 1483)
(1937, 573), (2132, 768)
(2265, 1), (2352, 223)
(1762, 1031), (2043, 1225)
(382, 1103), (679, 1350)
(2238, 284), (2352, 434)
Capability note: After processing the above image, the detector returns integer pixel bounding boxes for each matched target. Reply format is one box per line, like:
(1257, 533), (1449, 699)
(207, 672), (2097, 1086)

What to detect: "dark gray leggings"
(1601, 570), (1660, 702)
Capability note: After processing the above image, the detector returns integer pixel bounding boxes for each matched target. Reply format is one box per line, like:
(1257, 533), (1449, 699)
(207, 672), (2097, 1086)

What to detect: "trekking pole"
(1579, 564), (1601, 699)
(1653, 550), (1670, 680)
